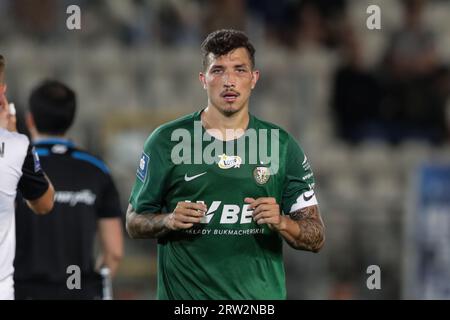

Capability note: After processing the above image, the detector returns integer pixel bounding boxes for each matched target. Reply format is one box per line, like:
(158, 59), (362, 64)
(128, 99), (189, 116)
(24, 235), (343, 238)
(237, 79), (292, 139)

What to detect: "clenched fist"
(165, 201), (208, 230)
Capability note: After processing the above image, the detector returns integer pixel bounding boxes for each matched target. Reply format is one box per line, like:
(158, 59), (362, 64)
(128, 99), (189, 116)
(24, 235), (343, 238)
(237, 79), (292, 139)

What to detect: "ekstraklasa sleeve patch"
(136, 152), (150, 182)
(32, 147), (42, 173)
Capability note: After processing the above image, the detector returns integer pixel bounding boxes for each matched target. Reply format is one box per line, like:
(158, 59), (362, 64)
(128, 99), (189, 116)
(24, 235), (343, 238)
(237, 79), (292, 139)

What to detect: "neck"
(201, 105), (249, 141)
(33, 133), (66, 142)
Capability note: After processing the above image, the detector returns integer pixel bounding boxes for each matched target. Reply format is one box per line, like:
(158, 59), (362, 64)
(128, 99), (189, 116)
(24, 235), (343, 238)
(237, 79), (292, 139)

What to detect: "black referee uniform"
(14, 138), (122, 300)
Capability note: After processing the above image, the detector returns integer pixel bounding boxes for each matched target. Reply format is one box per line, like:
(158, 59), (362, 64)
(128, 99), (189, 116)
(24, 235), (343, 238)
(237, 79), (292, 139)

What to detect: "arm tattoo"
(126, 209), (170, 239)
(290, 205), (317, 221)
(288, 205), (325, 252)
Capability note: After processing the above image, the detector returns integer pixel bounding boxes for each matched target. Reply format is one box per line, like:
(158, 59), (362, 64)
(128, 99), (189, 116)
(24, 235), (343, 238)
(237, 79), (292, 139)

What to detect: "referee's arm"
(96, 218), (123, 277)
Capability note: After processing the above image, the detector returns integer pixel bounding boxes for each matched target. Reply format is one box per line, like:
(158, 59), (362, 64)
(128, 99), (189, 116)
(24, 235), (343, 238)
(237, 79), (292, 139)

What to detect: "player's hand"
(245, 197), (284, 231)
(165, 201), (208, 230)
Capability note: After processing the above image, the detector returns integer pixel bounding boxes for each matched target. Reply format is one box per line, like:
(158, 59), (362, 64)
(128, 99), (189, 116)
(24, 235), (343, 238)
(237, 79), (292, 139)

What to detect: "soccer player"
(126, 29), (325, 299)
(0, 54), (54, 300)
(14, 80), (124, 300)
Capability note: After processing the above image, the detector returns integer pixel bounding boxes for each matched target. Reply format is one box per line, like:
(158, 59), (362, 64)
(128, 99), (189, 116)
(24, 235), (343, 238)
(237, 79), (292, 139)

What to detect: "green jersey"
(129, 109), (317, 300)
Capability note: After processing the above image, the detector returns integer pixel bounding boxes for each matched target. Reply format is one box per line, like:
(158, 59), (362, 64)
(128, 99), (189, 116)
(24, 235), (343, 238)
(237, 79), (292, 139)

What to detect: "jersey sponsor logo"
(136, 152), (149, 182)
(0, 142), (4, 158)
(218, 154), (242, 169)
(289, 190), (318, 212)
(198, 200), (220, 223)
(54, 189), (96, 206)
(253, 166), (270, 185)
(31, 147), (41, 172)
(302, 155), (311, 171)
(192, 201), (254, 225)
(303, 190), (315, 202)
(184, 172), (207, 182)
(302, 173), (313, 181)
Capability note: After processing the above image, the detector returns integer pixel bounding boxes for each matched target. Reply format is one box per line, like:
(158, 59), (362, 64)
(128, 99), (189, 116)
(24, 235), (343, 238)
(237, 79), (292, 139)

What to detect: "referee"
(14, 80), (124, 300)
(0, 54), (55, 300)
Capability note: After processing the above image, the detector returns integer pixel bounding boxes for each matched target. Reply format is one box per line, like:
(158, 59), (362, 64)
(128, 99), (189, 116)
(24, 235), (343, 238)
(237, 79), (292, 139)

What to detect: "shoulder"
(153, 112), (197, 136)
(251, 115), (294, 144)
(251, 115), (308, 159)
(143, 111), (197, 149)
(0, 128), (29, 147)
(69, 147), (111, 175)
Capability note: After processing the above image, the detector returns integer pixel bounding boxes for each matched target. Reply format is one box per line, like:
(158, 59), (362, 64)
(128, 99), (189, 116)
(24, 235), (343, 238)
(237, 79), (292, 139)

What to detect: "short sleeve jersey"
(129, 110), (318, 299)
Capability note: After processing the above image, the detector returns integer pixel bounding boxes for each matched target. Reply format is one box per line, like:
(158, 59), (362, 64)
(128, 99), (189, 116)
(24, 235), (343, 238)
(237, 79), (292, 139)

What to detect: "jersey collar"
(195, 108), (255, 131)
(34, 138), (75, 148)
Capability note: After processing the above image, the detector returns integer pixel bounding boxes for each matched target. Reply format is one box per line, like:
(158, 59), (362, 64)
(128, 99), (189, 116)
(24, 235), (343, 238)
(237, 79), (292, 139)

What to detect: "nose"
(223, 72), (236, 88)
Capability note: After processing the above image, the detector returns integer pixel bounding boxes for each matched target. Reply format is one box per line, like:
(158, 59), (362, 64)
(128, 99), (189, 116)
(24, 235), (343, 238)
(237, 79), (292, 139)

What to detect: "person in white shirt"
(0, 54), (54, 299)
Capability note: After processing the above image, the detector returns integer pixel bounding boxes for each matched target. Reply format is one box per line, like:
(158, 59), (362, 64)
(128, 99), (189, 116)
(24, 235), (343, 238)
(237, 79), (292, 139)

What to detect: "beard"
(221, 105), (240, 116)
(215, 99), (248, 117)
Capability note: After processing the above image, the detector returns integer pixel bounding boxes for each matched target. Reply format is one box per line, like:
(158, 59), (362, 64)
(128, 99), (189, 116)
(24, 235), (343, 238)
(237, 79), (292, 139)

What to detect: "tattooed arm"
(245, 197), (325, 252)
(281, 205), (325, 252)
(126, 202), (207, 239)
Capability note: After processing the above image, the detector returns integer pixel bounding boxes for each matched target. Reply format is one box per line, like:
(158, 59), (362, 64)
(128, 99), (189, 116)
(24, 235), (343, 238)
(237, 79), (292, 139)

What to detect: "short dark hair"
(0, 54), (5, 82)
(29, 80), (76, 135)
(201, 29), (256, 70)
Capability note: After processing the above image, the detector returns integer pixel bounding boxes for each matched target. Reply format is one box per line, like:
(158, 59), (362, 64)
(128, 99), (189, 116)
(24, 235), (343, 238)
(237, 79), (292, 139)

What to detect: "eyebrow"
(210, 64), (249, 70)
(234, 64), (248, 69)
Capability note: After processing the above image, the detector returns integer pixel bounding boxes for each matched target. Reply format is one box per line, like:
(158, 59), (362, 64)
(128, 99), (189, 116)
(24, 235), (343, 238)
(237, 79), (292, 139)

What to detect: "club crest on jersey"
(253, 166), (270, 185)
(218, 154), (242, 169)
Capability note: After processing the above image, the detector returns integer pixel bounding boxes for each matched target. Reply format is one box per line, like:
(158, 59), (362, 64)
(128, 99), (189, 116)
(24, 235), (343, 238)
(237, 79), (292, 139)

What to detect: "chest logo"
(253, 166), (270, 185)
(218, 154), (242, 169)
(184, 172), (207, 182)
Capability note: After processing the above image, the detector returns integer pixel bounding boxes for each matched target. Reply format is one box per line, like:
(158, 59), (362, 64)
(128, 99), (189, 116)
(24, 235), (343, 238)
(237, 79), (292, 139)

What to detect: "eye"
(211, 69), (223, 74)
(237, 68), (246, 73)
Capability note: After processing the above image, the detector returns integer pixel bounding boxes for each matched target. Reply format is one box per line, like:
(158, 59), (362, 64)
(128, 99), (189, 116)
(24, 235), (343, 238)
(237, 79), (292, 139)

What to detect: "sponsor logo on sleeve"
(303, 190), (315, 202)
(136, 152), (149, 182)
(302, 155), (311, 171)
(290, 190), (318, 212)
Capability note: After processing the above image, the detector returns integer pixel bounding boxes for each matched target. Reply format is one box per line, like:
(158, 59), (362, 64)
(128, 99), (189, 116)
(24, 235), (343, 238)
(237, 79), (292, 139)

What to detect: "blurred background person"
(14, 80), (124, 300)
(379, 0), (449, 144)
(332, 23), (384, 143)
(0, 54), (54, 300)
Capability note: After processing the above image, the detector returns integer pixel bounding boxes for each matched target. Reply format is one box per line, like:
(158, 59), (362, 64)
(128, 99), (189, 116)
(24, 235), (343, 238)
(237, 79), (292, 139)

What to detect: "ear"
(251, 70), (260, 90)
(199, 72), (207, 90)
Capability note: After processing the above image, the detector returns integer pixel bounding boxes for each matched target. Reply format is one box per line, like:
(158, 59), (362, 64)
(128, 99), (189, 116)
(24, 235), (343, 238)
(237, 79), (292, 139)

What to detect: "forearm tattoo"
(127, 211), (170, 239)
(288, 205), (325, 252)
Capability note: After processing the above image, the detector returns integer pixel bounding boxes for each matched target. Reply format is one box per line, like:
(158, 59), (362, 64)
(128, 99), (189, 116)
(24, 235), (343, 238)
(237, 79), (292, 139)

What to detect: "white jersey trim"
(289, 190), (318, 212)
